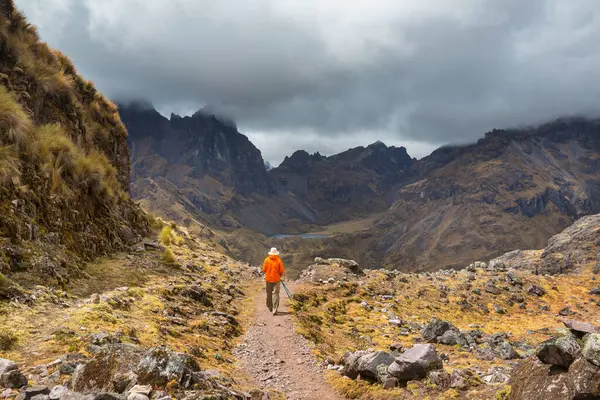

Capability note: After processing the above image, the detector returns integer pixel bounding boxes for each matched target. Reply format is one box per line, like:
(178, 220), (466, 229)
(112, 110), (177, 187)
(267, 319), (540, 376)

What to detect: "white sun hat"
(268, 247), (280, 255)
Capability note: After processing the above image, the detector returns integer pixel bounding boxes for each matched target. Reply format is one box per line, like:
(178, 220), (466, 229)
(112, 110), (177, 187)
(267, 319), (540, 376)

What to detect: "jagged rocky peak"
(278, 150), (326, 171)
(121, 101), (274, 196)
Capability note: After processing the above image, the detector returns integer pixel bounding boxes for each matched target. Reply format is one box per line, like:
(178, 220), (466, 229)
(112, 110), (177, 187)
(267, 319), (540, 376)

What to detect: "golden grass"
(292, 264), (600, 397)
(0, 85), (32, 147)
(0, 145), (21, 185)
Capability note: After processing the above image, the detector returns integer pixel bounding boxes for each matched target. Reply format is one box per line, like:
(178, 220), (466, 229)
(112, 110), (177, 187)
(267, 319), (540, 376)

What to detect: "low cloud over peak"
(18, 0), (600, 164)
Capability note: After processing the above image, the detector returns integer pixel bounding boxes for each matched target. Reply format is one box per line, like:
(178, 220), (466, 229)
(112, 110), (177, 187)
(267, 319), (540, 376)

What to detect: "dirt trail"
(236, 282), (343, 400)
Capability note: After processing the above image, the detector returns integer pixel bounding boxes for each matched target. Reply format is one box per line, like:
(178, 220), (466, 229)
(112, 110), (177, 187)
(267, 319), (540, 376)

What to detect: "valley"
(1, 1), (600, 399)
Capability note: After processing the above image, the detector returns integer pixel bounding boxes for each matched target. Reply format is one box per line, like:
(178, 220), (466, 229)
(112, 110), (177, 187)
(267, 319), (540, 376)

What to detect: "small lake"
(270, 233), (331, 239)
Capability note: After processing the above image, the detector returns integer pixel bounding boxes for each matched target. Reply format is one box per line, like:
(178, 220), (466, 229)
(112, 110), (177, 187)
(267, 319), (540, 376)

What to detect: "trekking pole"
(281, 281), (293, 300)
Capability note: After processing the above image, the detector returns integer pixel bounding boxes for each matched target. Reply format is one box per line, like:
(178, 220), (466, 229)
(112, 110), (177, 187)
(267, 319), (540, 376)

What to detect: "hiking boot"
(273, 309), (278, 316)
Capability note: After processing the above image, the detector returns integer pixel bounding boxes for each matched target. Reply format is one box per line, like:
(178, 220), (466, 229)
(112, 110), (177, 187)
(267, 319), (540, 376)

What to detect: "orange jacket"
(263, 255), (285, 283)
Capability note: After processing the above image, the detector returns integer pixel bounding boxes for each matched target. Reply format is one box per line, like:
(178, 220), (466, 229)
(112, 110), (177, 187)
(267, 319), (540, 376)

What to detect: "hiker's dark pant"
(266, 281), (281, 313)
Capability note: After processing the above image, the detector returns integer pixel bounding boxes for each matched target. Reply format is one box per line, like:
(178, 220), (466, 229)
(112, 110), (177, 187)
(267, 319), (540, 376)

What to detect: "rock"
(342, 351), (394, 380)
(563, 319), (600, 337)
(48, 386), (69, 400)
(537, 334), (581, 367)
(136, 346), (199, 388)
(0, 359), (17, 375)
(450, 369), (480, 390)
(493, 304), (506, 314)
(24, 387), (50, 400)
(481, 366), (510, 384)
(72, 344), (143, 393)
(590, 287), (600, 295)
(356, 351), (395, 380)
(1, 369), (28, 389)
(559, 307), (575, 316)
(582, 334), (600, 366)
(438, 329), (468, 347)
(427, 370), (451, 389)
(421, 318), (452, 343)
(59, 363), (77, 375)
(381, 377), (397, 389)
(485, 285), (501, 295)
(497, 341), (521, 360)
(30, 396), (49, 400)
(92, 333), (121, 346)
(112, 372), (137, 393)
(387, 344), (443, 382)
(127, 386), (151, 396)
(505, 271), (523, 285)
(539, 304), (550, 311)
(126, 395), (148, 400)
(567, 357), (600, 398)
(509, 356), (600, 400)
(527, 284), (546, 297)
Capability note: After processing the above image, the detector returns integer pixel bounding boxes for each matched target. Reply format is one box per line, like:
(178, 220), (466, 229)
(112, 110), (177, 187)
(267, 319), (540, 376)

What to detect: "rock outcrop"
(0, 0), (148, 290)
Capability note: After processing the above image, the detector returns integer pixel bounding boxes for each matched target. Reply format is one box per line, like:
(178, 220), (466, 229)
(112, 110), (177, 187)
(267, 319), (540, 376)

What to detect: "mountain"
(122, 102), (421, 239)
(269, 141), (418, 224)
(0, 1), (148, 293)
(366, 118), (600, 271)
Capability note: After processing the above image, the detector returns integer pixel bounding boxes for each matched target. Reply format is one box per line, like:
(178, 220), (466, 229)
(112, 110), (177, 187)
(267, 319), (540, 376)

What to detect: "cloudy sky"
(17, 0), (600, 165)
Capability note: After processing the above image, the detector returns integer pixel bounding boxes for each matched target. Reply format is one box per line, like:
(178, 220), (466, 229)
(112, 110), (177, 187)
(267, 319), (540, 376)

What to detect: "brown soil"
(236, 282), (343, 400)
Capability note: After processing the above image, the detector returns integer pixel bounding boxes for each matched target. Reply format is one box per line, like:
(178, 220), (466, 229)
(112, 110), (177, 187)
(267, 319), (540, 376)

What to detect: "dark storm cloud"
(16, 0), (600, 163)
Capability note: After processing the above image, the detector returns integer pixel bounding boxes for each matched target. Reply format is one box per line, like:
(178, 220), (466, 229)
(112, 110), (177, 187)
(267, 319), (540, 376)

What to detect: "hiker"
(262, 247), (285, 315)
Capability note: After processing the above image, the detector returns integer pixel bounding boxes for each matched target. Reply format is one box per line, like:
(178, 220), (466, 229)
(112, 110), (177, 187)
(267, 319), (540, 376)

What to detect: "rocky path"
(236, 282), (343, 400)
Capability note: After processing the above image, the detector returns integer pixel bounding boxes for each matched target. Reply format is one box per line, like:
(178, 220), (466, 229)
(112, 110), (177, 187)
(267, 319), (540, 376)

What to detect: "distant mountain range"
(120, 101), (600, 271)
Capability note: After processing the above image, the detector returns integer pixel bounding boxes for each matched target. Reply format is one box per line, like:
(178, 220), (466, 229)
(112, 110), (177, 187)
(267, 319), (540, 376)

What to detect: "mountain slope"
(0, 0), (148, 293)
(368, 118), (600, 271)
(269, 142), (418, 224)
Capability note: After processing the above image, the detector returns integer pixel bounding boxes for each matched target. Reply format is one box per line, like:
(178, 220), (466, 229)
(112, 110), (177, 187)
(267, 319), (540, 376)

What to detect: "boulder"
(537, 334), (581, 367)
(387, 344), (443, 382)
(567, 357), (600, 398)
(72, 344), (143, 393)
(355, 351), (395, 380)
(1, 368), (28, 389)
(563, 319), (600, 337)
(136, 346), (199, 388)
(509, 356), (600, 400)
(421, 318), (452, 343)
(438, 329), (468, 347)
(0, 359), (17, 375)
(342, 351), (394, 380)
(582, 334), (600, 366)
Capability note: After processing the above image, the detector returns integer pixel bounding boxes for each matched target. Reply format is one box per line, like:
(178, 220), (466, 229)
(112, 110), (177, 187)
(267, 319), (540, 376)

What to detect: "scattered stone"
(590, 287), (600, 295)
(493, 304), (505, 314)
(427, 370), (451, 389)
(450, 369), (480, 390)
(559, 307), (575, 316)
(539, 304), (550, 311)
(497, 341), (520, 360)
(537, 334), (581, 367)
(505, 271), (523, 286)
(24, 386), (50, 400)
(421, 318), (452, 343)
(485, 285), (501, 295)
(381, 377), (397, 389)
(387, 344), (443, 382)
(481, 366), (510, 384)
(527, 285), (546, 297)
(48, 386), (69, 400)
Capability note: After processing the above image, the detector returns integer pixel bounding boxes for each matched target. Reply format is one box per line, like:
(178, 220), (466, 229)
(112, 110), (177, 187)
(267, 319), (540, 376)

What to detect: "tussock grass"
(0, 85), (32, 147)
(0, 145), (21, 185)
(0, 328), (18, 351)
(159, 226), (184, 246)
(161, 249), (176, 265)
